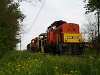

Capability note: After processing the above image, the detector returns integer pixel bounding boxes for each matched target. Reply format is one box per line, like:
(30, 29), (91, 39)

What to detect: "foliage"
(84, 0), (100, 13)
(0, 50), (100, 75)
(0, 0), (25, 58)
(82, 14), (100, 52)
(82, 13), (98, 42)
(92, 34), (100, 43)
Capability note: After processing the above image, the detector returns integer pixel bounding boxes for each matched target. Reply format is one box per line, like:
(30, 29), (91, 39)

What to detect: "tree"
(84, 0), (100, 55)
(84, 0), (100, 13)
(82, 13), (97, 42)
(84, 0), (100, 42)
(0, 0), (25, 58)
(18, 0), (45, 4)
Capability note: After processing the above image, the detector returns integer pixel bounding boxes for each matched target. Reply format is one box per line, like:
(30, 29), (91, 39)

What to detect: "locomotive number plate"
(67, 36), (79, 39)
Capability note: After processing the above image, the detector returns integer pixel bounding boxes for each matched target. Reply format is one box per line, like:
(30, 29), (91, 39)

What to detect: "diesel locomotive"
(27, 20), (84, 55)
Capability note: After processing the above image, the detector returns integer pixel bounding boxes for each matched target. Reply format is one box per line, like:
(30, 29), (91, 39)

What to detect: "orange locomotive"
(44, 20), (84, 54)
(27, 20), (84, 55)
(31, 37), (38, 52)
(27, 37), (38, 52)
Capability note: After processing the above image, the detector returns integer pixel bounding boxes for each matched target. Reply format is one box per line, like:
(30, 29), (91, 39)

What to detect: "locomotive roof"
(48, 20), (66, 28)
(39, 33), (46, 36)
(48, 20), (79, 29)
(51, 20), (66, 26)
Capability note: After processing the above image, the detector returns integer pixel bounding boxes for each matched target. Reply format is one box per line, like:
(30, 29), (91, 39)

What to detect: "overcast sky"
(17, 0), (86, 50)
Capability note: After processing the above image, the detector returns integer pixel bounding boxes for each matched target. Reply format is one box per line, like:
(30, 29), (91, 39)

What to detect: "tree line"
(0, 0), (44, 58)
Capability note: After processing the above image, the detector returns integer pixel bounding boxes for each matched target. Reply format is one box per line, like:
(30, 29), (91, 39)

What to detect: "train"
(27, 20), (85, 55)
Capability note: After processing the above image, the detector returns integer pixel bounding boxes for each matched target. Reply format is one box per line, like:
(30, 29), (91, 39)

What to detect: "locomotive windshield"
(39, 36), (43, 39)
(46, 27), (51, 33)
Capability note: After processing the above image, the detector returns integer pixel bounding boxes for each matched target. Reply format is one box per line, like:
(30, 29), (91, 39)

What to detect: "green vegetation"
(84, 0), (100, 13)
(0, 0), (25, 58)
(83, 0), (100, 56)
(0, 50), (100, 75)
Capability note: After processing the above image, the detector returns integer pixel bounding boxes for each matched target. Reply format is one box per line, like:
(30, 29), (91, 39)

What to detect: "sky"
(17, 0), (86, 50)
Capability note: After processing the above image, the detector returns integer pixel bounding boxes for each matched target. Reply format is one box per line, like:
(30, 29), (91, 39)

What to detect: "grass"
(0, 50), (100, 75)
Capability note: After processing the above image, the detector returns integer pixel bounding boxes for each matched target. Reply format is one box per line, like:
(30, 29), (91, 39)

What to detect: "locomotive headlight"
(65, 38), (68, 41)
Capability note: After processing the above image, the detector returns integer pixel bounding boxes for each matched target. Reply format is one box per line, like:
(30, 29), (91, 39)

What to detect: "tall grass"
(0, 50), (100, 75)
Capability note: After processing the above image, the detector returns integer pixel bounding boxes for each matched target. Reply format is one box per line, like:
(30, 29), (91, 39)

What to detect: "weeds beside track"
(0, 50), (100, 75)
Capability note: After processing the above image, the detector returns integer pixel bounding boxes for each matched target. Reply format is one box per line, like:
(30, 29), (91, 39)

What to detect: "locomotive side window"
(39, 36), (43, 39)
(46, 28), (50, 33)
(51, 26), (56, 31)
(53, 26), (56, 29)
